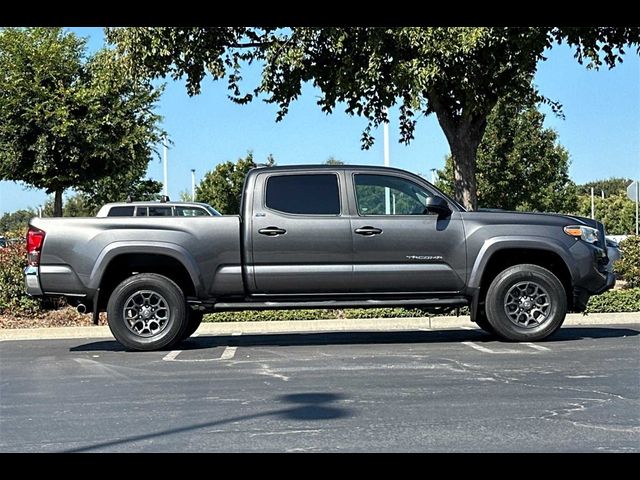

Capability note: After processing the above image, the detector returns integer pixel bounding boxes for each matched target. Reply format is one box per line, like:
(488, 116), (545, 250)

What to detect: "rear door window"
(135, 207), (148, 216)
(265, 174), (340, 215)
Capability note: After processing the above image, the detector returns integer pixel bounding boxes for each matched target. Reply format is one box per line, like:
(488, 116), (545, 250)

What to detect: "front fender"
(88, 241), (204, 297)
(467, 236), (576, 289)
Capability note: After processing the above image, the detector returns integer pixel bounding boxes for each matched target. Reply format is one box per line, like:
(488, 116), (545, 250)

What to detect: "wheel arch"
(469, 238), (575, 312)
(90, 242), (202, 310)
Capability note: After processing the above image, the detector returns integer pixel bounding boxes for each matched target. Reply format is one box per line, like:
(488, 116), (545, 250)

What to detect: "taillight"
(27, 226), (45, 267)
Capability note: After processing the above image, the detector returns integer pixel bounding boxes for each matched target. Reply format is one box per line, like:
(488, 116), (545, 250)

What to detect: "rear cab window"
(265, 174), (340, 215)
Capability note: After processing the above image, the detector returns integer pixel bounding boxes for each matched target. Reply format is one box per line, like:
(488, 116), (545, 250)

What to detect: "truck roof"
(252, 164), (419, 174)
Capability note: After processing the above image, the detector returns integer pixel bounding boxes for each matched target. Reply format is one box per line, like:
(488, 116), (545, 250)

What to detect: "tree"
(195, 152), (275, 214)
(40, 176), (163, 217)
(0, 28), (163, 216)
(614, 236), (640, 288)
(107, 27), (639, 210)
(0, 209), (35, 234)
(578, 178), (633, 197)
(575, 192), (636, 235)
(324, 157), (345, 165)
(436, 97), (577, 213)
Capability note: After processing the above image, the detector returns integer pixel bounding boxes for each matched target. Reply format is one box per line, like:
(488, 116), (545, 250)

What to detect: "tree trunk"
(450, 139), (479, 211)
(428, 93), (491, 211)
(53, 190), (63, 217)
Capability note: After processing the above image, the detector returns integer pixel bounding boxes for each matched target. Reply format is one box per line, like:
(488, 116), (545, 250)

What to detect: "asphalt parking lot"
(1, 324), (639, 452)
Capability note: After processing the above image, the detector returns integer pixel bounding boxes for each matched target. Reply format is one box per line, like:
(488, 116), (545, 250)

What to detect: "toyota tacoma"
(24, 165), (615, 350)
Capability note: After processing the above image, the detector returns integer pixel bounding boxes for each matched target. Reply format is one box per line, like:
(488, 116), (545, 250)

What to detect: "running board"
(212, 297), (469, 312)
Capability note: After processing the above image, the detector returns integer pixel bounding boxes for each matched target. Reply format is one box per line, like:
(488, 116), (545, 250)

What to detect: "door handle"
(258, 226), (287, 236)
(354, 226), (383, 236)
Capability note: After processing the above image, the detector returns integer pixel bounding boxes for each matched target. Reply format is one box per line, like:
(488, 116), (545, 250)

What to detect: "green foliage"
(204, 309), (338, 323)
(614, 236), (640, 288)
(0, 209), (35, 234)
(342, 308), (440, 319)
(578, 178), (633, 197)
(0, 27), (164, 216)
(195, 152), (274, 214)
(0, 241), (40, 315)
(437, 97), (578, 213)
(324, 157), (345, 165)
(575, 192), (636, 235)
(179, 190), (193, 201)
(585, 288), (640, 313)
(203, 307), (465, 323)
(107, 26), (639, 210)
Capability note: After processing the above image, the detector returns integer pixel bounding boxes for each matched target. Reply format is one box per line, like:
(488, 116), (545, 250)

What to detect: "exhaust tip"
(77, 304), (87, 314)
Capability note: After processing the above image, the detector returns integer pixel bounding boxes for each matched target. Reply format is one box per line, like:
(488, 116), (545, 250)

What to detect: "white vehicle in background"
(96, 201), (220, 218)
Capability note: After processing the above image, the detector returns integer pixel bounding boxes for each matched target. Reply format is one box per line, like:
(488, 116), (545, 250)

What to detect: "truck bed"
(29, 215), (243, 299)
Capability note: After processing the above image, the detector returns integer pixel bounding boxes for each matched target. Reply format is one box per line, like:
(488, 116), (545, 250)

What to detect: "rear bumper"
(24, 266), (43, 296)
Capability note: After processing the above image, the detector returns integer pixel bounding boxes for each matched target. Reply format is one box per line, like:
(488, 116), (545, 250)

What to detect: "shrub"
(585, 288), (640, 313)
(614, 235), (640, 288)
(204, 309), (339, 323)
(0, 239), (40, 316)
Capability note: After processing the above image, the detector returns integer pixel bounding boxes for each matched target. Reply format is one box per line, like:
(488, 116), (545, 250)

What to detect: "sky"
(1, 28), (639, 215)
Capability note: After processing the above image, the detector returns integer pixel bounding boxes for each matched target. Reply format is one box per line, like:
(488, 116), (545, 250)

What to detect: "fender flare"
(467, 236), (576, 290)
(87, 241), (204, 297)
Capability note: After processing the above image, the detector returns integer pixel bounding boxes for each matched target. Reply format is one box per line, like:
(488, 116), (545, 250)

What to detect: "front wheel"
(485, 264), (567, 342)
(107, 273), (188, 351)
(181, 311), (204, 340)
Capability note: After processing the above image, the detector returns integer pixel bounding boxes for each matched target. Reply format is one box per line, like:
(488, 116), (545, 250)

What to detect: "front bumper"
(24, 266), (43, 296)
(594, 271), (616, 294)
(571, 254), (616, 312)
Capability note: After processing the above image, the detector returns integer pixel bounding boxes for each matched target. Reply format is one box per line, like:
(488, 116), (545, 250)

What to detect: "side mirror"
(426, 196), (451, 217)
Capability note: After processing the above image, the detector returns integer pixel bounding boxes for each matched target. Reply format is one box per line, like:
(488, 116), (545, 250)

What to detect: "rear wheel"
(107, 273), (188, 351)
(485, 264), (567, 342)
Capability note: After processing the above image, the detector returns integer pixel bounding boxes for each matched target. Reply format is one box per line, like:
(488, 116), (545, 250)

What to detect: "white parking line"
(522, 342), (551, 352)
(162, 349), (183, 361)
(220, 332), (242, 360)
(162, 332), (241, 362)
(462, 341), (525, 354)
(462, 341), (498, 353)
(161, 332), (200, 362)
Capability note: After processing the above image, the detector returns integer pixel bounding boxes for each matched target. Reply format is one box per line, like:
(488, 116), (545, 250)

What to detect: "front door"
(250, 171), (353, 294)
(349, 172), (466, 293)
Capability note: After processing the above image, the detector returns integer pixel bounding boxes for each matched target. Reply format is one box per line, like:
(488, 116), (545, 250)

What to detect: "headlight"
(564, 225), (599, 244)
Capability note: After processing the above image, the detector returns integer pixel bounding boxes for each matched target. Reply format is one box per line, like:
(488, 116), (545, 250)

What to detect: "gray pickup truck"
(25, 165), (614, 350)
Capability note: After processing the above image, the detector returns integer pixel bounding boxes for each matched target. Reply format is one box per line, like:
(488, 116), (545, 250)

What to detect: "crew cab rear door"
(248, 170), (353, 294)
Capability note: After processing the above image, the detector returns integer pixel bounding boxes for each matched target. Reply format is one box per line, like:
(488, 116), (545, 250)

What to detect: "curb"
(0, 312), (637, 341)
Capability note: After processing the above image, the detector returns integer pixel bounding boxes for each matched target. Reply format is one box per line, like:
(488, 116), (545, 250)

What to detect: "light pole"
(383, 116), (391, 214)
(163, 137), (169, 198)
(191, 169), (196, 201)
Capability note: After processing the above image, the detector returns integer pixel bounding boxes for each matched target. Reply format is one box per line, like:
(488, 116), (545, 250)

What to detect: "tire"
(485, 264), (567, 342)
(107, 273), (188, 351)
(181, 311), (203, 340)
(473, 308), (496, 335)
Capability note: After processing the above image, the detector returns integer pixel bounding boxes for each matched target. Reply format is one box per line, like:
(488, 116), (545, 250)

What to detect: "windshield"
(203, 205), (221, 216)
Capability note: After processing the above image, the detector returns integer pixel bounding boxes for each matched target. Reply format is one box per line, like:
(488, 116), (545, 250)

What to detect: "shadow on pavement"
(63, 392), (350, 452)
(69, 326), (638, 353)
